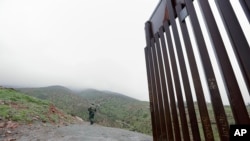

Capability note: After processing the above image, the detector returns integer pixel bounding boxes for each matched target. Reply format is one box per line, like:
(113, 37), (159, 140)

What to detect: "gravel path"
(14, 122), (152, 141)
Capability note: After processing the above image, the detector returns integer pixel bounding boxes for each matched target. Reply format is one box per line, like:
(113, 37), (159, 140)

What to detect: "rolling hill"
(16, 86), (152, 135)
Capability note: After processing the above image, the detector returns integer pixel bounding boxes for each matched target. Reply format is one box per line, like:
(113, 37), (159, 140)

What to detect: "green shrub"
(0, 105), (10, 119)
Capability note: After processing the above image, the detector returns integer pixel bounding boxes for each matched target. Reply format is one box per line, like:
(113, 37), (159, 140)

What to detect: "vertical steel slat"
(148, 47), (161, 141)
(198, 0), (250, 137)
(177, 2), (216, 140)
(175, 6), (211, 141)
(165, 1), (191, 140)
(174, 12), (215, 141)
(148, 47), (161, 140)
(174, 4), (201, 141)
(160, 22), (182, 141)
(145, 21), (161, 141)
(175, 4), (215, 141)
(163, 24), (189, 141)
(215, 0), (250, 96)
(184, 0), (233, 140)
(148, 45), (163, 141)
(154, 33), (174, 141)
(145, 47), (158, 141)
(151, 38), (168, 140)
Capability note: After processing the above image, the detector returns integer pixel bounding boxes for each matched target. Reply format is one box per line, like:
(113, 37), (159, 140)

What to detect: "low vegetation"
(0, 87), (75, 124)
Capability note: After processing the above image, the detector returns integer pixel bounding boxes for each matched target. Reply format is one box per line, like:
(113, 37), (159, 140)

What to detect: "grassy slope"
(0, 87), (75, 124)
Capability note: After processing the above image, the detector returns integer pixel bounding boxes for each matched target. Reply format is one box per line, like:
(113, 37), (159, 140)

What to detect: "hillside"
(16, 86), (152, 135)
(77, 89), (152, 134)
(0, 86), (77, 125)
(0, 86), (152, 140)
(16, 86), (90, 119)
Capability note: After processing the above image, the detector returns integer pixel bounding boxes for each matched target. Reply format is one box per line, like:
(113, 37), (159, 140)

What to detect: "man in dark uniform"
(88, 103), (96, 125)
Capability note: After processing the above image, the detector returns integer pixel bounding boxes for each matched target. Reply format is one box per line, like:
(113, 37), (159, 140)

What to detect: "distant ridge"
(17, 86), (139, 100)
(78, 88), (139, 102)
(17, 85), (72, 92)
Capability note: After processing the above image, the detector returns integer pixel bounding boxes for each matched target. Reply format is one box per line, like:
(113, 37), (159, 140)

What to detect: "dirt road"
(3, 122), (152, 141)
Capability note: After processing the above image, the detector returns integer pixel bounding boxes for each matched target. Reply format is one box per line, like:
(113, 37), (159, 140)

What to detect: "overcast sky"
(0, 0), (159, 101)
(0, 0), (249, 104)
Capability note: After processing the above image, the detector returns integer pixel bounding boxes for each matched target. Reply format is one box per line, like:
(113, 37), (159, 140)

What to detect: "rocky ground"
(0, 121), (152, 141)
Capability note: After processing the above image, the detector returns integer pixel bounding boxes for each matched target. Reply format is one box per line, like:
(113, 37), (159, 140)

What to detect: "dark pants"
(89, 113), (95, 125)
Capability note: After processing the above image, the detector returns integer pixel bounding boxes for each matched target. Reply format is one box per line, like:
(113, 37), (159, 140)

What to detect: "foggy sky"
(1, 0), (249, 104)
(0, 0), (158, 101)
